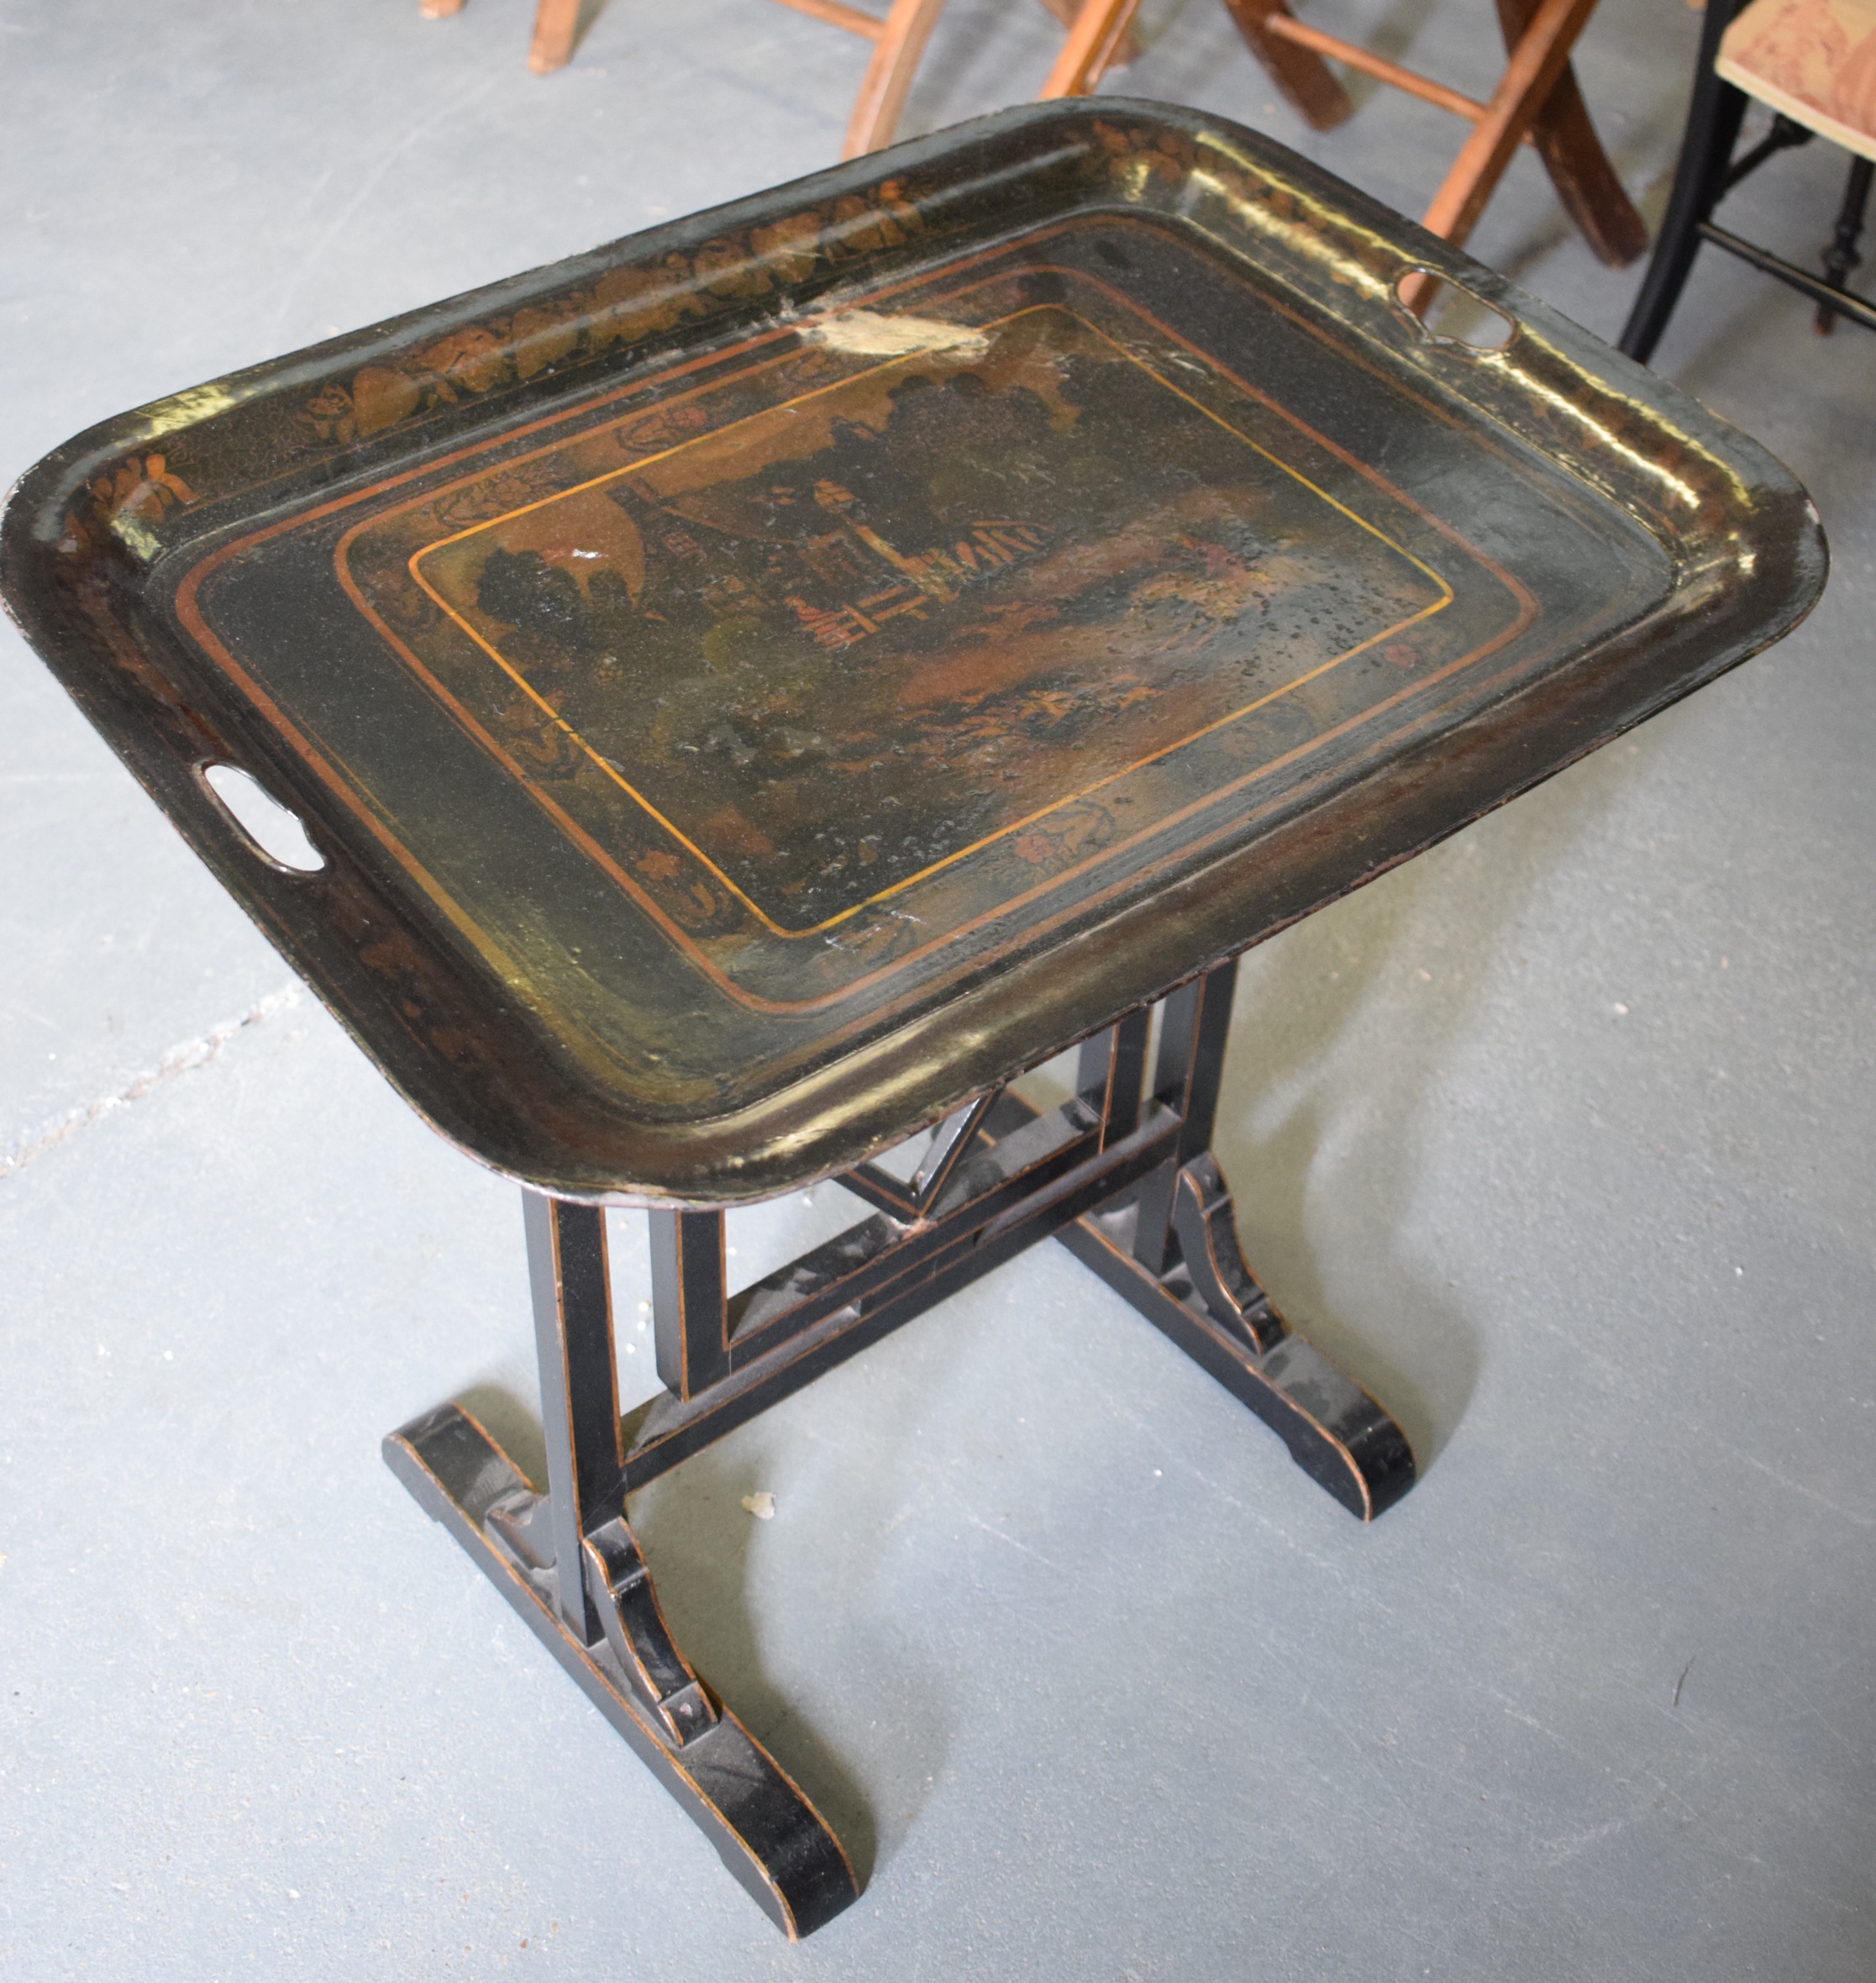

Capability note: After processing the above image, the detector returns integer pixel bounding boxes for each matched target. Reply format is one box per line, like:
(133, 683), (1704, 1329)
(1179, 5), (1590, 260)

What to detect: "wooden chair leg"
(1497, 0), (1646, 266)
(1618, 0), (1753, 361)
(1039, 0), (1150, 97)
(1033, 0), (1141, 68)
(529, 0), (581, 74)
(1217, 0), (1354, 133)
(1418, 0), (1600, 250)
(843, 0), (950, 158)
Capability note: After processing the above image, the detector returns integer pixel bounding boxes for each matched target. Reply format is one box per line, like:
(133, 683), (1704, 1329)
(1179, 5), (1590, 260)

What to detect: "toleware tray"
(1, 101), (1826, 1202)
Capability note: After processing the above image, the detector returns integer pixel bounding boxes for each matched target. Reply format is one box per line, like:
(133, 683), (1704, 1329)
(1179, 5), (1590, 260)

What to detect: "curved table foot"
(383, 1403), (860, 1940)
(1059, 1160), (1416, 1523)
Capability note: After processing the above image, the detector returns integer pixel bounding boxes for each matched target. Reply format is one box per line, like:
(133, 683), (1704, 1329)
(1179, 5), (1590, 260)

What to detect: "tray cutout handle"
(1395, 270), (1517, 350)
(199, 763), (325, 874)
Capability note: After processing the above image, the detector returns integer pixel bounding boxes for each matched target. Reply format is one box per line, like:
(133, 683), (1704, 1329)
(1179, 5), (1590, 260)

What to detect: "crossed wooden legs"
(420, 0), (1642, 266)
(1212, 0), (1645, 263)
(422, 0), (1148, 150)
(850, 0), (1643, 264)
(826, 0), (1140, 159)
(1488, 0), (1647, 265)
(1421, 0), (1643, 260)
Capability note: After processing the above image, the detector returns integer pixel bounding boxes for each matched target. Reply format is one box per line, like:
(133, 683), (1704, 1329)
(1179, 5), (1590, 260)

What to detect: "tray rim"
(0, 97), (1828, 1205)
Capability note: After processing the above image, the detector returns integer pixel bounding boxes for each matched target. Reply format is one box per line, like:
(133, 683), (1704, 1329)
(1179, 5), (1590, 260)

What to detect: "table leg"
(1032, 0), (1143, 69)
(1038, 0), (1150, 98)
(528, 0), (581, 73)
(382, 1194), (859, 1940)
(383, 964), (1412, 1931)
(842, 0), (950, 159)
(1061, 961), (1416, 1521)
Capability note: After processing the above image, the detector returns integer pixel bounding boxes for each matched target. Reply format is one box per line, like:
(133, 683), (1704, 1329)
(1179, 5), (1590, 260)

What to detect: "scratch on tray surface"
(0, 983), (303, 1181)
(804, 311), (992, 360)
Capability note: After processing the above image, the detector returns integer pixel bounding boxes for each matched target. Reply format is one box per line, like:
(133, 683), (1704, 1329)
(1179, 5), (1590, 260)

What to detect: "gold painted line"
(407, 302), (1449, 939)
(335, 449), (1533, 1021)
(338, 497), (1531, 1023)
(179, 230), (1548, 1025)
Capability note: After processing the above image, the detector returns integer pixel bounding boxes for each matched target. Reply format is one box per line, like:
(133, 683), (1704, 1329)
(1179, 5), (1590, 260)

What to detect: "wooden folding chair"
(764, 0), (1141, 158)
(419, 0), (1144, 149)
(1232, 0), (1646, 264)
(829, 0), (1645, 261)
(420, 0), (1642, 267)
(829, 0), (1644, 260)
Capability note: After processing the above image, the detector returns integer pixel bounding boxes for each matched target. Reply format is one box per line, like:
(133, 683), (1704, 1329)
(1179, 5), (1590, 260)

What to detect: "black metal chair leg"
(1816, 154), (1875, 334)
(1619, 0), (1753, 363)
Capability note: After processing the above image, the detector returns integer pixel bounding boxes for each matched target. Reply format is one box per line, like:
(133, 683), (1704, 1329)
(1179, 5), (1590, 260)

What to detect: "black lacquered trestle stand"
(385, 959), (1416, 1938)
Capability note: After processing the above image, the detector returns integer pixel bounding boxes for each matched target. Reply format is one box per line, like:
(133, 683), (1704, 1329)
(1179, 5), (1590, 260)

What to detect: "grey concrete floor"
(3, 1), (1873, 1976)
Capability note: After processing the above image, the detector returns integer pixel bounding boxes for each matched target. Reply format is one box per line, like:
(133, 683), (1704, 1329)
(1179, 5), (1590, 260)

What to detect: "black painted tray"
(1, 102), (1825, 1202)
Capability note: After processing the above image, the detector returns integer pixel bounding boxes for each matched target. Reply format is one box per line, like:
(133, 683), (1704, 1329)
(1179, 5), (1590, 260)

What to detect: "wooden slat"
(843, 0), (950, 156)
(1419, 0), (1602, 246)
(1260, 16), (1546, 148)
(1038, 0), (1148, 97)
(1260, 15), (1491, 122)
(771, 0), (885, 39)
